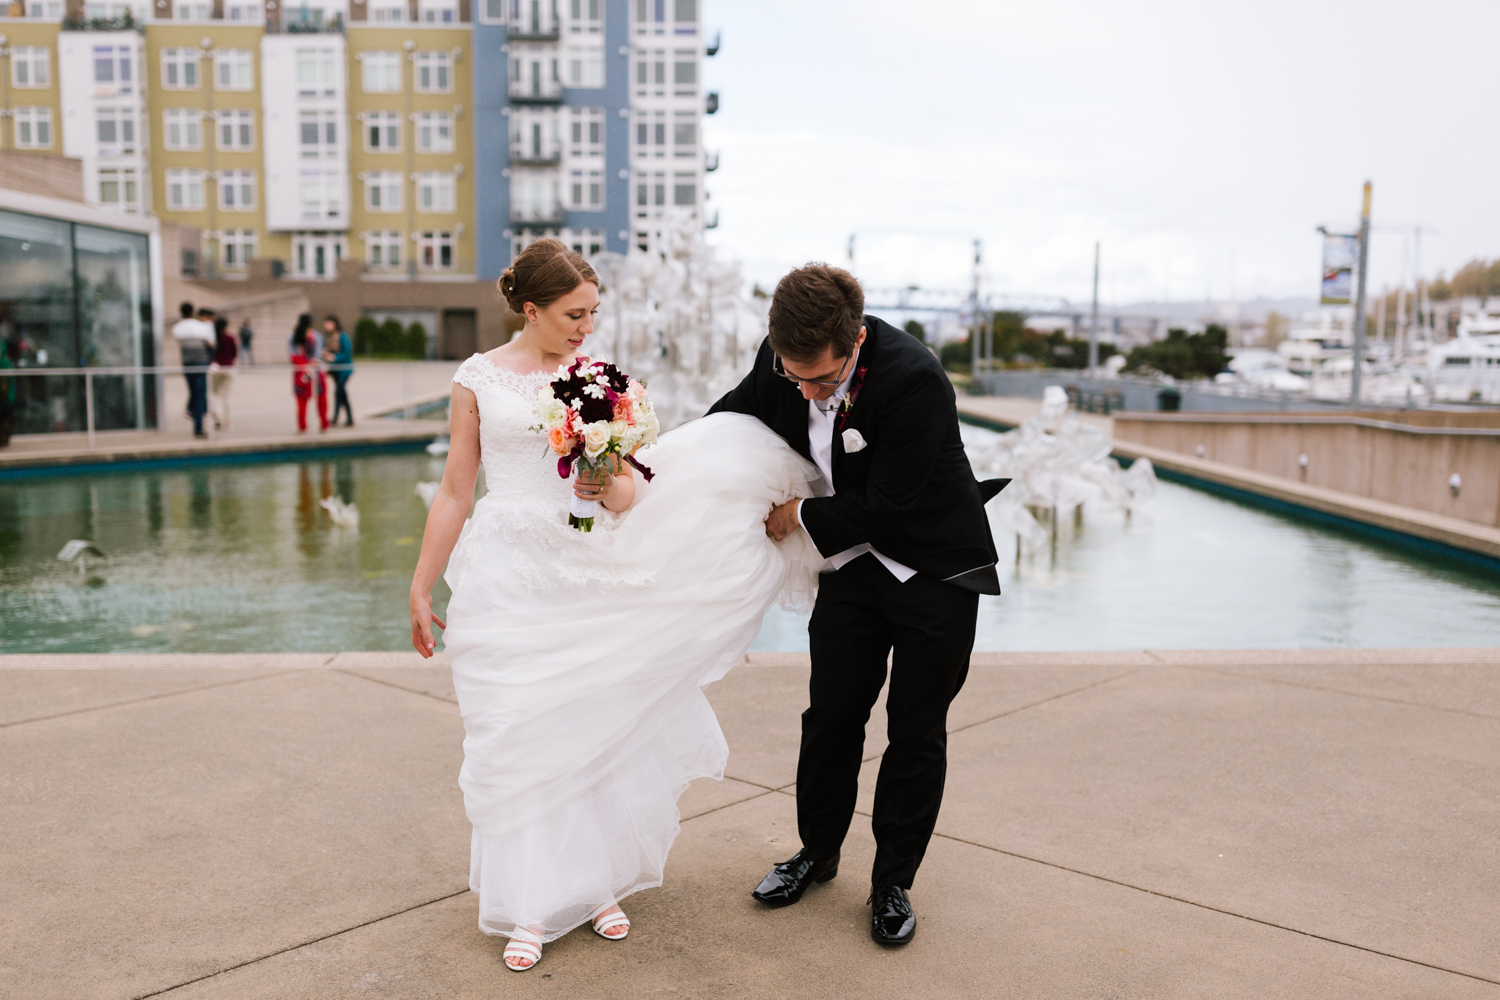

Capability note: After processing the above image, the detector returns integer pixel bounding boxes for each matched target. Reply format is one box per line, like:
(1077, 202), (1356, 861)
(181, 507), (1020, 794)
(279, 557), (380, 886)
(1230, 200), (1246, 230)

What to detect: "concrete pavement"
(2, 648), (1498, 998)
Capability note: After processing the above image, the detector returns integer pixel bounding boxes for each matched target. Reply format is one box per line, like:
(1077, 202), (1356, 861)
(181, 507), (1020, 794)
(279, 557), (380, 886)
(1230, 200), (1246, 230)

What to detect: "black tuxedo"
(709, 315), (1004, 592)
(708, 315), (1004, 889)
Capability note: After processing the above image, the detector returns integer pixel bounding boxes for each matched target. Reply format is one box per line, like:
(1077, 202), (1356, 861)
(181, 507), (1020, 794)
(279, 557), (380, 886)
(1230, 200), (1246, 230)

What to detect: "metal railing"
(1, 361), (441, 451)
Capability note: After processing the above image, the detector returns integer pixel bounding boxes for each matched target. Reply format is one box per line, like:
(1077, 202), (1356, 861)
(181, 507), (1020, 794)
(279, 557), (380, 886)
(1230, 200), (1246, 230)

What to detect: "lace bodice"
(453, 353), (564, 507)
(446, 353), (642, 593)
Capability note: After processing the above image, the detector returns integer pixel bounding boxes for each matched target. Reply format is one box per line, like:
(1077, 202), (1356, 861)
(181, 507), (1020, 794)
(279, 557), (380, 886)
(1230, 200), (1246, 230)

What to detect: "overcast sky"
(700, 0), (1500, 308)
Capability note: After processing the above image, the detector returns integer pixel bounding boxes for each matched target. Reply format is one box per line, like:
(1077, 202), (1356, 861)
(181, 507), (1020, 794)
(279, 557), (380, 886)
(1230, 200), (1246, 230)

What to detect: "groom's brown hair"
(768, 263), (865, 364)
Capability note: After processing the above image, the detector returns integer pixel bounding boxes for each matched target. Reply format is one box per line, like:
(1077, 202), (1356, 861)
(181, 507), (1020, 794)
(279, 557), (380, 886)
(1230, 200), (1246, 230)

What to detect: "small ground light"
(1449, 473), (1462, 497)
(1298, 453), (1309, 469)
(1195, 444), (1205, 457)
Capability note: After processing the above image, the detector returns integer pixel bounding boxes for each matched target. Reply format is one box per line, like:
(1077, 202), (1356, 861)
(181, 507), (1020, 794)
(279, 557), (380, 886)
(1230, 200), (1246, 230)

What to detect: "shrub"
(939, 338), (971, 374)
(404, 322), (428, 359)
(377, 319), (404, 355)
(353, 316), (379, 356)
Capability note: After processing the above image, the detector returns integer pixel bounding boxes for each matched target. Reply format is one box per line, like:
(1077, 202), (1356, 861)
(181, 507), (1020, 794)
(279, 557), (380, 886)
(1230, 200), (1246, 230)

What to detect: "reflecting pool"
(2, 434), (1499, 654)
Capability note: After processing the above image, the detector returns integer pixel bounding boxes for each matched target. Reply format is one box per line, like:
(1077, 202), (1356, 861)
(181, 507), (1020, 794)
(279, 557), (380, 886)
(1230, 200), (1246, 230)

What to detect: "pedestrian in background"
(209, 316), (239, 431)
(239, 316), (255, 365)
(322, 314), (354, 427)
(172, 301), (214, 439)
(290, 313), (329, 433)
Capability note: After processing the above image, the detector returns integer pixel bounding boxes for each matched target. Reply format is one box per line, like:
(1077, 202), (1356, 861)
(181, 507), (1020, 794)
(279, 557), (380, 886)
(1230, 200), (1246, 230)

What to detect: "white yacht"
(1427, 309), (1500, 403)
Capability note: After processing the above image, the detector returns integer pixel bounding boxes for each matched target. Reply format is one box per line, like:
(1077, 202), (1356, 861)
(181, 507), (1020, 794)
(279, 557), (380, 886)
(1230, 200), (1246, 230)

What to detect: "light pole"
(1351, 181), (1372, 408)
(1088, 240), (1100, 377)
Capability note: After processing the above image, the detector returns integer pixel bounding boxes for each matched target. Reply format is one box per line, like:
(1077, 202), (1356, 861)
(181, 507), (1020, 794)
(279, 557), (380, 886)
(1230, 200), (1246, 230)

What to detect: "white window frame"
(416, 230), (454, 271)
(477, 0), (505, 24)
(224, 3), (263, 22)
(673, 111), (696, 156)
(95, 106), (137, 157)
(414, 51), (452, 94)
(93, 44), (134, 95)
(673, 47), (697, 91)
(96, 166), (140, 212)
(371, 3), (405, 22)
(299, 109), (340, 159)
(25, 1), (65, 18)
(565, 42), (603, 87)
(568, 106), (603, 157)
(163, 107), (203, 151)
(176, 1), (210, 19)
(215, 49), (254, 92)
(217, 108), (254, 151)
(415, 111), (453, 153)
(672, 172), (696, 208)
(416, 171), (455, 213)
(364, 171), (403, 212)
(419, 0), (456, 22)
(166, 168), (205, 210)
(362, 51), (401, 93)
(568, 168), (601, 209)
(13, 107), (53, 149)
(366, 229), (403, 269)
(162, 48), (200, 90)
(298, 169), (343, 223)
(12, 47), (51, 89)
(295, 46), (339, 99)
(567, 0), (601, 34)
(221, 228), (258, 270)
(219, 169), (256, 212)
(364, 110), (401, 152)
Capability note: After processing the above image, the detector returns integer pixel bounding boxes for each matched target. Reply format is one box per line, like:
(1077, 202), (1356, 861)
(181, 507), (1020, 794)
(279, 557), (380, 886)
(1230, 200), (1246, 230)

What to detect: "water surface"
(2, 434), (1498, 654)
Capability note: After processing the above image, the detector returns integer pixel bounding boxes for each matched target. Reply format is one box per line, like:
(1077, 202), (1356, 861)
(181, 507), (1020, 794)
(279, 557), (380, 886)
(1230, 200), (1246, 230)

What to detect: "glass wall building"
(0, 200), (162, 437)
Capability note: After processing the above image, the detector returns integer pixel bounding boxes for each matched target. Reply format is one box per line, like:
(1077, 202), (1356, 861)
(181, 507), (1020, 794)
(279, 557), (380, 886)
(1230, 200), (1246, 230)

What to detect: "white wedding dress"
(441, 353), (824, 942)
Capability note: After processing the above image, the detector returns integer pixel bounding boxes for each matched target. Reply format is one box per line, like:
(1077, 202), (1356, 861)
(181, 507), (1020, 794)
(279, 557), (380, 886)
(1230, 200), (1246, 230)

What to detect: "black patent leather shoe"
(869, 884), (916, 945)
(751, 849), (840, 907)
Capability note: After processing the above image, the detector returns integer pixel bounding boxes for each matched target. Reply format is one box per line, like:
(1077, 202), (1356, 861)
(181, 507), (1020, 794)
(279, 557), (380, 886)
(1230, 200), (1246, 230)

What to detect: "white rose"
(582, 421), (610, 459)
(609, 419), (628, 439)
(620, 427), (643, 452)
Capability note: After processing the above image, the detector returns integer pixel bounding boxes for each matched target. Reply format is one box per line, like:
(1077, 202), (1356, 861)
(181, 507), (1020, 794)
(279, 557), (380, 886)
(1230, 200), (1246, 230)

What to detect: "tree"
(1264, 311), (1288, 347)
(1122, 325), (1229, 380)
(903, 319), (926, 343)
(939, 336), (971, 373)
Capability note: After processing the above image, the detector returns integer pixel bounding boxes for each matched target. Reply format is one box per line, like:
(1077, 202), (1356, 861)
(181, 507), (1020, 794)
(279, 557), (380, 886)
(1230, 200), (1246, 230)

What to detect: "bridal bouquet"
(533, 356), (659, 531)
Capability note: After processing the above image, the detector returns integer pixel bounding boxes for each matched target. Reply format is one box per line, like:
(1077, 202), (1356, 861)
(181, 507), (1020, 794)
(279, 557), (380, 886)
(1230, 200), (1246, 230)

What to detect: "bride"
(407, 239), (822, 972)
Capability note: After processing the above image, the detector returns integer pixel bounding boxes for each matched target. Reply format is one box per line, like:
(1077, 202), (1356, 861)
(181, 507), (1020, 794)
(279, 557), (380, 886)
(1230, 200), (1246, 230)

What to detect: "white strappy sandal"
(591, 907), (630, 940)
(503, 932), (543, 971)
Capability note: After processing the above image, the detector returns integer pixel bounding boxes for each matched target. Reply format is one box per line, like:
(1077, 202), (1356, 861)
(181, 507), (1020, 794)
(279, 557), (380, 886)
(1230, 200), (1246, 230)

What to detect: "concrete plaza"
(2, 647), (1497, 998)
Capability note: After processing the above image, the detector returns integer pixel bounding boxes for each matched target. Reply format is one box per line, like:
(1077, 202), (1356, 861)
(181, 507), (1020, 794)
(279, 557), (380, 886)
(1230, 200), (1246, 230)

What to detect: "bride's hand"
(409, 591), (446, 658)
(573, 465), (616, 502)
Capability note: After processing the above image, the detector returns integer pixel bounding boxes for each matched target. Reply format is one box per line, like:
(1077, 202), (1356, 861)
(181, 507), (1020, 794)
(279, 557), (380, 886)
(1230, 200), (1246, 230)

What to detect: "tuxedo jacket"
(708, 315), (1005, 595)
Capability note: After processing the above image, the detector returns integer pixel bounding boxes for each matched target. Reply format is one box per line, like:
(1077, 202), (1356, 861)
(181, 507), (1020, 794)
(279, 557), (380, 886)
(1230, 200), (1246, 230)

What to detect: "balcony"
(506, 23), (559, 41)
(509, 151), (561, 168)
(508, 80), (563, 105)
(509, 204), (564, 229)
(704, 150), (719, 172)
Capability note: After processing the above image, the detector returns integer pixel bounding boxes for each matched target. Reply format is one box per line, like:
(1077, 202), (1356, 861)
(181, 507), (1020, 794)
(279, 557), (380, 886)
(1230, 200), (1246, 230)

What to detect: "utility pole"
(1350, 181), (1372, 408)
(970, 238), (982, 377)
(847, 233), (855, 273)
(1088, 241), (1100, 377)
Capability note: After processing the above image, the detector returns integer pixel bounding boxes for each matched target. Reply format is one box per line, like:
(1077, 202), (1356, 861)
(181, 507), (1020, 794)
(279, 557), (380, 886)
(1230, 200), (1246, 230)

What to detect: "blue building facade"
(473, 0), (709, 281)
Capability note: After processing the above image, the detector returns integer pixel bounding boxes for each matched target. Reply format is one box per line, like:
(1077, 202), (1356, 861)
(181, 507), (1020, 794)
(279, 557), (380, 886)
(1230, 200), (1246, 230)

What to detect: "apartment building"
(0, 13), (65, 165)
(472, 0), (714, 281)
(3, 0), (714, 356)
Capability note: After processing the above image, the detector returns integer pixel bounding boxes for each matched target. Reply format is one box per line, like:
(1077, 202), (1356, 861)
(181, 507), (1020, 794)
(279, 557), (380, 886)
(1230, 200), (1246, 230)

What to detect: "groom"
(709, 263), (1005, 945)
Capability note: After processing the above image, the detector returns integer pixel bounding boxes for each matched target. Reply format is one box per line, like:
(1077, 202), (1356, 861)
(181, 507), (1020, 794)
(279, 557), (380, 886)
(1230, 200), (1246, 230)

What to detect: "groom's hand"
(765, 499), (801, 541)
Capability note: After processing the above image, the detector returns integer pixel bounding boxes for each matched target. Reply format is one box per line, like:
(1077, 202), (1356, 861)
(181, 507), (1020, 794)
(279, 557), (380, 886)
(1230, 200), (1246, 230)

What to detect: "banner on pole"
(1320, 233), (1358, 304)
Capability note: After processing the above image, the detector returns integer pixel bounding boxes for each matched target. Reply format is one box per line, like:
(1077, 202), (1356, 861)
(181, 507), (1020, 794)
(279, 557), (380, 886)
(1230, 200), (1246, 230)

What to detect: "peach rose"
(547, 425), (571, 455)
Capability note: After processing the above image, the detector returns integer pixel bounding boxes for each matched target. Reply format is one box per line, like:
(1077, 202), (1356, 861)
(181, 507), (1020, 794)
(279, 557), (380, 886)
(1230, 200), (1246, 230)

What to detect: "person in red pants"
(290, 313), (329, 433)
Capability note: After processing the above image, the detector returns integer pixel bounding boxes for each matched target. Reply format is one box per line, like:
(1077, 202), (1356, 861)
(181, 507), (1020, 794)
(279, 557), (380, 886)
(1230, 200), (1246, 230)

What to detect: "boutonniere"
(835, 366), (869, 430)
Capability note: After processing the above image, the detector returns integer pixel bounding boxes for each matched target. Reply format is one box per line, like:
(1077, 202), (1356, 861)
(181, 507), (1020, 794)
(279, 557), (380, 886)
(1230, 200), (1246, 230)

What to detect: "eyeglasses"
(773, 351), (853, 388)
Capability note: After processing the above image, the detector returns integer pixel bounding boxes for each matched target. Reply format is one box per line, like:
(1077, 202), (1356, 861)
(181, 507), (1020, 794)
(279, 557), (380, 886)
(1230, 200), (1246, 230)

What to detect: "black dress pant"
(797, 553), (979, 889)
(331, 372), (353, 424)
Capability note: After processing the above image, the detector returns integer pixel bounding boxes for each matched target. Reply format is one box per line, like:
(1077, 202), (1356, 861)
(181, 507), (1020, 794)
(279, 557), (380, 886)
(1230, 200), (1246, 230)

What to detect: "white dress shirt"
(796, 351), (917, 583)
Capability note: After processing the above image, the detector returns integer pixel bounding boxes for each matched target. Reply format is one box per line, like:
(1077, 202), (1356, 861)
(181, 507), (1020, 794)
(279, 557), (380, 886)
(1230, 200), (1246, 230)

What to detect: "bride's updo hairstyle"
(498, 238), (599, 317)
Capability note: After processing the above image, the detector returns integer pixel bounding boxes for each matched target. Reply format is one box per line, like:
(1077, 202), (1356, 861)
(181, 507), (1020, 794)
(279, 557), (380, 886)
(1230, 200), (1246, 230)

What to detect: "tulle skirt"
(441, 413), (824, 941)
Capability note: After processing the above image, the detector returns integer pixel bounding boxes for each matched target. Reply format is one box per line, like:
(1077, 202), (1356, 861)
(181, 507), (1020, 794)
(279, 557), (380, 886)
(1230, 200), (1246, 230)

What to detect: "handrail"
(1, 360), (451, 449)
